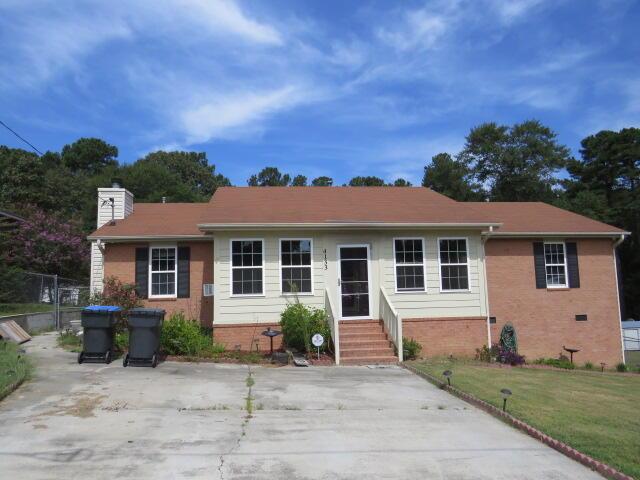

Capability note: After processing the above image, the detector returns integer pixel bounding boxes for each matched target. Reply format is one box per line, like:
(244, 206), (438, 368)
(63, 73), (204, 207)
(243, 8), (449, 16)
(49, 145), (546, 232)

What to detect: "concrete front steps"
(339, 320), (398, 365)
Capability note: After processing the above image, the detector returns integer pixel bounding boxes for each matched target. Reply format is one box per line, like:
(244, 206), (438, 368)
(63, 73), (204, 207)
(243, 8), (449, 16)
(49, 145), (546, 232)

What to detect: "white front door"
(338, 244), (371, 319)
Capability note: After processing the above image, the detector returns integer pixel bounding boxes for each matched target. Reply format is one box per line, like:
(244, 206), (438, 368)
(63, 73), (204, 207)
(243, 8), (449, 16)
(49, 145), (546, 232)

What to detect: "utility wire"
(0, 119), (44, 156)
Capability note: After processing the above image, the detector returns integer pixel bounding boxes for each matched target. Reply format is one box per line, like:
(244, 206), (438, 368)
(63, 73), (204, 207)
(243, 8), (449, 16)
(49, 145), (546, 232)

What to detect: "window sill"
(547, 287), (570, 291)
(148, 297), (177, 302)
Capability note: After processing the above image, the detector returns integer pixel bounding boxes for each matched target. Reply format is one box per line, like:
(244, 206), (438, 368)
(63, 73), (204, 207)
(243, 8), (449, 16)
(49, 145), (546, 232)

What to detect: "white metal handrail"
(325, 288), (340, 365)
(380, 287), (403, 362)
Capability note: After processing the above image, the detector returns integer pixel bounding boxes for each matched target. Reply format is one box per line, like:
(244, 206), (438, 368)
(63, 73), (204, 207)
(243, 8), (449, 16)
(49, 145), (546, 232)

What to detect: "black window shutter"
(533, 242), (546, 289)
(566, 242), (580, 288)
(135, 247), (149, 299)
(177, 246), (190, 298)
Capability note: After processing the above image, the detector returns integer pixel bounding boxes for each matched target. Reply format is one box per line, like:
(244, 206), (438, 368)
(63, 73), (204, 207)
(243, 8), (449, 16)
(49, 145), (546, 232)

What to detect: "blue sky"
(1, 0), (639, 185)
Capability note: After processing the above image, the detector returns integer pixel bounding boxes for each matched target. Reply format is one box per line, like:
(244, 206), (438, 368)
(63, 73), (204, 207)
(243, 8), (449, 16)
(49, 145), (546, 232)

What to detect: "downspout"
(96, 239), (106, 254)
(482, 226), (493, 347)
(612, 234), (626, 364)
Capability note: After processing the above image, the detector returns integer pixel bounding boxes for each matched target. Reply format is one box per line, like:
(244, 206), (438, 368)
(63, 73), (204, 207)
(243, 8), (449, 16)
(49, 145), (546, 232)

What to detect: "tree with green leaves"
(348, 176), (385, 186)
(459, 120), (571, 202)
(134, 151), (230, 199)
(562, 127), (640, 318)
(422, 153), (483, 200)
(61, 137), (118, 175)
(392, 178), (412, 187)
(291, 175), (307, 186)
(248, 167), (291, 186)
(311, 176), (333, 186)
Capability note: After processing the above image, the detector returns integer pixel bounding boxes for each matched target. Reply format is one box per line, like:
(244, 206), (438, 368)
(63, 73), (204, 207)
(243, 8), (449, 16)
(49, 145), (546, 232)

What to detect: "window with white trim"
(150, 246), (177, 297)
(231, 240), (263, 295)
(544, 242), (567, 287)
(394, 238), (425, 292)
(439, 238), (469, 291)
(280, 239), (312, 294)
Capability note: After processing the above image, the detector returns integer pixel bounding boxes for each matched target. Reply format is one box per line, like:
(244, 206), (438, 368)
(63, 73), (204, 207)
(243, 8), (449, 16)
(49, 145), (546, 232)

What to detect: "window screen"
(439, 238), (469, 291)
(281, 239), (312, 293)
(231, 240), (263, 295)
(394, 238), (425, 292)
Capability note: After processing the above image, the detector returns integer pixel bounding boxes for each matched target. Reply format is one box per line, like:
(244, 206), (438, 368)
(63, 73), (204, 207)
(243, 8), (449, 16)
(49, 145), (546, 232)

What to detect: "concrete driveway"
(0, 333), (601, 480)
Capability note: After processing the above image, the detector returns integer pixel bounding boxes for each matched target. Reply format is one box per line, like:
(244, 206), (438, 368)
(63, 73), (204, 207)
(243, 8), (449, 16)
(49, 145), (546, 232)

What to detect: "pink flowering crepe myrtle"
(2, 206), (89, 279)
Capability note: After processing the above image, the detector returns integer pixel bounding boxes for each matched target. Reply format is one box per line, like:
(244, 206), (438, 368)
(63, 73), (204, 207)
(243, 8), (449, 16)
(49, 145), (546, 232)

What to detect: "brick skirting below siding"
(213, 322), (283, 352)
(403, 317), (488, 358)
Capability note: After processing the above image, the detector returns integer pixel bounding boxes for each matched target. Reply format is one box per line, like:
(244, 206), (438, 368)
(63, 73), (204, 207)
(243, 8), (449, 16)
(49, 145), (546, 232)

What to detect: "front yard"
(410, 359), (640, 479)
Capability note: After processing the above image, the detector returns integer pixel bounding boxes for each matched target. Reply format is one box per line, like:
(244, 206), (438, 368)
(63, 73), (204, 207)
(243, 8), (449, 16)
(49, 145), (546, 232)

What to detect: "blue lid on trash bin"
(83, 305), (122, 312)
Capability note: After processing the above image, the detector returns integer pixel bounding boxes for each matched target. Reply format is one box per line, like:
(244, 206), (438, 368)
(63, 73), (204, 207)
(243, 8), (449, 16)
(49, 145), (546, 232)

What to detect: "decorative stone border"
(404, 363), (632, 480)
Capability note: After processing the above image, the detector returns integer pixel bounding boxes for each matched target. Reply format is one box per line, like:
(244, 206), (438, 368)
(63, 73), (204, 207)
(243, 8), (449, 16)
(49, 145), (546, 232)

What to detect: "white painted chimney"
(90, 181), (134, 293)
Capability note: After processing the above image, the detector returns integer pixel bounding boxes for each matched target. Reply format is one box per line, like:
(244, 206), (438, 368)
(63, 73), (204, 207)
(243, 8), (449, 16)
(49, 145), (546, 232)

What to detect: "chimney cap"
(111, 177), (123, 189)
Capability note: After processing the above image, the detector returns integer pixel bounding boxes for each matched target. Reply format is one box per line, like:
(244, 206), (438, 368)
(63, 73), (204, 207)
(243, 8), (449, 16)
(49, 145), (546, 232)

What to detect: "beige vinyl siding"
(214, 231), (325, 324)
(213, 230), (487, 325)
(382, 232), (486, 318)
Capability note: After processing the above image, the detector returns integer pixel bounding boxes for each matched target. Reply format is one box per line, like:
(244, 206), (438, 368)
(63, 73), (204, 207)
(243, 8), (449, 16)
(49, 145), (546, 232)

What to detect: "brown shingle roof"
(467, 202), (626, 235)
(89, 203), (208, 239)
(88, 188), (626, 239)
(199, 187), (499, 226)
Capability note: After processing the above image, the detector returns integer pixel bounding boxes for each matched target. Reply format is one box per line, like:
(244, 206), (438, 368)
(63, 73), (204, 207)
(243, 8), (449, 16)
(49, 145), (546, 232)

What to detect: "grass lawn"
(0, 303), (54, 316)
(0, 341), (33, 401)
(411, 359), (640, 479)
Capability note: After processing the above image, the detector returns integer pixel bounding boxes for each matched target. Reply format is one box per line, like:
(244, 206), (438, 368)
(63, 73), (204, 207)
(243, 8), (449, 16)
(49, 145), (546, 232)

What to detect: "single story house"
(88, 184), (628, 365)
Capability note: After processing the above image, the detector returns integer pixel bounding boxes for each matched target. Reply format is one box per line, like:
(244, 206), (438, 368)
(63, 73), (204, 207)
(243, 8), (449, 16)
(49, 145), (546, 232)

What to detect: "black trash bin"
(124, 308), (165, 368)
(79, 306), (121, 364)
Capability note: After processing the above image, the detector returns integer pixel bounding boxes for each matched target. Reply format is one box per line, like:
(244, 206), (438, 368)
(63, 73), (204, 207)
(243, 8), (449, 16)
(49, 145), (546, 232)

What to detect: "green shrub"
(616, 362), (628, 372)
(533, 357), (575, 369)
(280, 303), (331, 354)
(584, 361), (594, 370)
(403, 337), (422, 360)
(160, 312), (224, 356)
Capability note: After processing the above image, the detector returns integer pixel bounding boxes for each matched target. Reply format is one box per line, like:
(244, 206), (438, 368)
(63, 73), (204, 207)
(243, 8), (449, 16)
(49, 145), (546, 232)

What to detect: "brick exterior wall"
(485, 238), (623, 366)
(403, 317), (488, 358)
(103, 242), (213, 327)
(213, 323), (282, 352)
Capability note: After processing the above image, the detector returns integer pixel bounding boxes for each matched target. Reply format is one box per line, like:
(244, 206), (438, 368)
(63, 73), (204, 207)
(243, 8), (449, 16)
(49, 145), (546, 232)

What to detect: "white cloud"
(490, 0), (546, 24)
(180, 85), (308, 143)
(376, 4), (454, 52)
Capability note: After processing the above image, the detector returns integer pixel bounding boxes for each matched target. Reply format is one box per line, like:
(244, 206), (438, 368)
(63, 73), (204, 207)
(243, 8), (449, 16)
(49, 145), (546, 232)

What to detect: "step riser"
(340, 341), (393, 349)
(340, 333), (388, 342)
(341, 357), (398, 365)
(341, 349), (395, 358)
(340, 327), (385, 335)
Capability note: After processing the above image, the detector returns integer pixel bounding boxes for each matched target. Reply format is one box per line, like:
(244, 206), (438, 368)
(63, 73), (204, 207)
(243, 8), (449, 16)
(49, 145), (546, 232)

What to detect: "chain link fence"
(0, 271), (89, 329)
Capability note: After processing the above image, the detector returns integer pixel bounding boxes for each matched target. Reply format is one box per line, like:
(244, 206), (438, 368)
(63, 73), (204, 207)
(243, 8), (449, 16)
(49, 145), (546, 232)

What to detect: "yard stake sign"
(312, 333), (324, 360)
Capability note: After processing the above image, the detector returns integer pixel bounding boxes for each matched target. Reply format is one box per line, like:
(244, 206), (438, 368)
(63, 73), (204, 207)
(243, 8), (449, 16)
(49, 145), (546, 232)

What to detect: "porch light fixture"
(500, 388), (512, 412)
(442, 370), (452, 386)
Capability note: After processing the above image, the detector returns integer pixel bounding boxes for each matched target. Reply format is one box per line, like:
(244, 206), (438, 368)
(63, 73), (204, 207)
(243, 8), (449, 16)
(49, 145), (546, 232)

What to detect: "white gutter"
(612, 234), (626, 364)
(87, 235), (210, 242)
(198, 221), (503, 231)
(485, 231), (630, 238)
